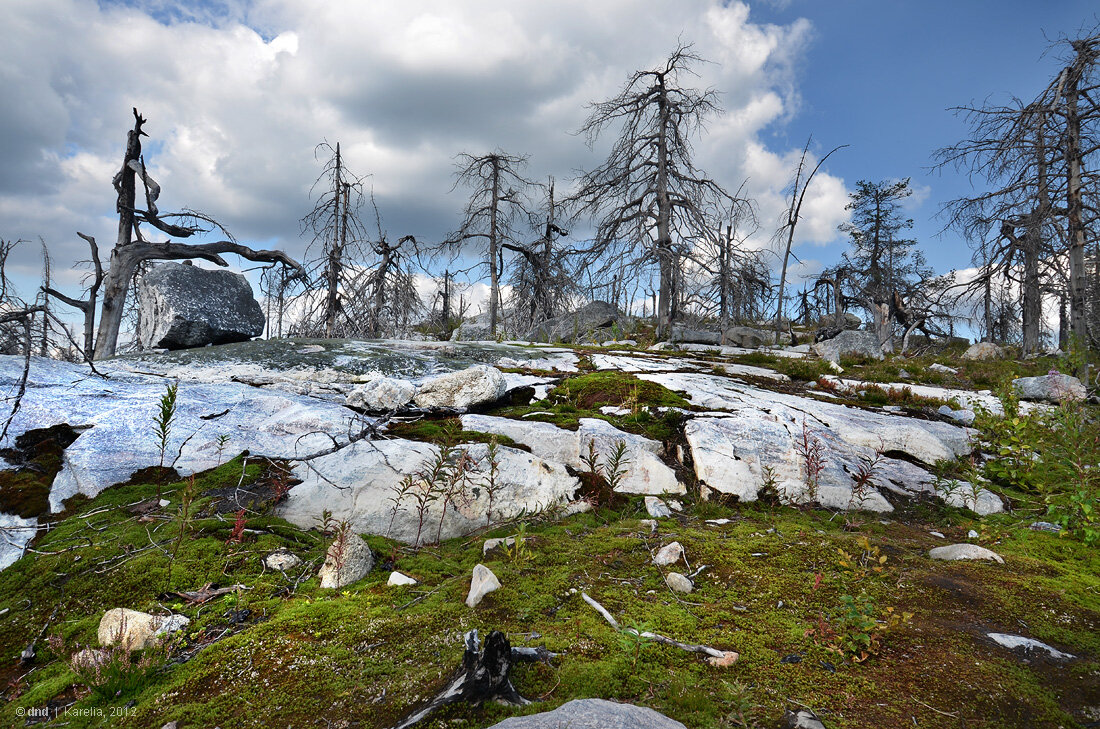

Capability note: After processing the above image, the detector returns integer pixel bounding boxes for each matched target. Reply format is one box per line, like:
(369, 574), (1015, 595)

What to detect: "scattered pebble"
(652, 541), (684, 566)
(930, 531), (946, 539)
(665, 572), (694, 593)
(466, 564), (501, 608)
(706, 518), (732, 525)
(1030, 521), (1063, 533)
(263, 549), (301, 571)
(967, 529), (979, 539)
(387, 572), (417, 587)
(644, 496), (672, 518)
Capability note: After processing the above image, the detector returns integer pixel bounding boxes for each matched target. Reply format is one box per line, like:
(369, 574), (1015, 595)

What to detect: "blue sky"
(0, 0), (1096, 327)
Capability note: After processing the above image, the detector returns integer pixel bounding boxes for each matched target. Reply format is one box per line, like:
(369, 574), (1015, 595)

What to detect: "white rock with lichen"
(318, 533), (373, 589)
(652, 541), (684, 566)
(665, 572), (694, 593)
(466, 564), (501, 608)
(928, 543), (1004, 563)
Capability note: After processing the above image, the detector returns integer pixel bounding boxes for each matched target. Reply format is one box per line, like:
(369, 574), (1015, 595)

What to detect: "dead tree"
(92, 109), (304, 359)
(571, 44), (731, 340)
(41, 233), (104, 361)
(773, 139), (846, 335)
(391, 630), (555, 729)
(502, 178), (575, 331)
(445, 151), (537, 336)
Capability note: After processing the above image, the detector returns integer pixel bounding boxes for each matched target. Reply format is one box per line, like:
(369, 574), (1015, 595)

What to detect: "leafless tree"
(571, 44), (730, 339)
(687, 193), (761, 336)
(42, 233), (104, 360)
(445, 151), (537, 336)
(773, 138), (847, 335)
(92, 109), (304, 359)
(502, 178), (576, 331)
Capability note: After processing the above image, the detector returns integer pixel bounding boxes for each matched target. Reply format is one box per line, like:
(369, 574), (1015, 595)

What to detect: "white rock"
(653, 541), (684, 566)
(665, 572), (694, 593)
(345, 377), (416, 411)
(483, 536), (516, 555)
(987, 633), (1075, 660)
(71, 648), (109, 672)
(1013, 373), (1087, 403)
(785, 709), (827, 729)
(644, 496), (672, 518)
(967, 529), (980, 539)
(283, 439), (579, 545)
(98, 608), (187, 650)
(928, 543), (1004, 563)
(0, 512), (36, 570)
(158, 499), (171, 508)
(460, 414), (684, 495)
(962, 341), (1004, 361)
(590, 354), (685, 372)
(716, 363), (791, 382)
(263, 550), (301, 571)
(466, 563), (501, 607)
(387, 571), (417, 586)
(930, 531), (946, 538)
(414, 365), (507, 409)
(937, 404), (976, 427)
(318, 533), (374, 589)
(929, 363), (958, 374)
(940, 487), (1005, 515)
(639, 519), (657, 533)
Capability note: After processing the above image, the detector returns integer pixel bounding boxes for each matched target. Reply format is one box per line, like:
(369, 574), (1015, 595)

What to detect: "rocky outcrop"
(460, 414), (683, 495)
(139, 262), (264, 350)
(414, 365), (507, 409)
(524, 301), (622, 343)
(963, 341), (1005, 360)
(811, 329), (883, 362)
(282, 439), (579, 544)
(449, 311), (495, 341)
(1012, 372), (1087, 403)
(639, 372), (1000, 513)
(670, 325), (721, 345)
(723, 326), (777, 348)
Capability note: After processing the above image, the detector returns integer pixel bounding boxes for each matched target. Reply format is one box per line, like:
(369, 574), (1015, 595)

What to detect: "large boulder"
(414, 365), (507, 409)
(723, 326), (777, 348)
(488, 699), (686, 729)
(524, 301), (622, 343)
(449, 311), (495, 341)
(818, 312), (862, 330)
(139, 262), (265, 350)
(318, 533), (374, 589)
(1012, 372), (1087, 403)
(669, 325), (721, 345)
(962, 341), (1005, 361)
(811, 329), (883, 363)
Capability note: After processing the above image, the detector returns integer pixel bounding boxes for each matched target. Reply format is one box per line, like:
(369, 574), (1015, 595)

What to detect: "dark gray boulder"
(488, 699), (686, 728)
(139, 263), (265, 350)
(723, 325), (777, 348)
(524, 301), (622, 343)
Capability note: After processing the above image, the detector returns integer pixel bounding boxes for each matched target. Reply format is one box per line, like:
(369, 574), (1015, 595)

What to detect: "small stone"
(777, 600), (784, 609)
(387, 571), (417, 587)
(897, 369), (912, 379)
(706, 518), (732, 525)
(987, 632), (1075, 660)
(930, 363), (958, 374)
(263, 549), (301, 571)
(98, 608), (186, 650)
(705, 650), (739, 668)
(929, 543), (1004, 563)
(780, 652), (803, 664)
(483, 536), (516, 555)
(639, 519), (658, 534)
(296, 345), (325, 354)
(644, 496), (672, 518)
(158, 499), (170, 508)
(154, 614), (190, 637)
(345, 376), (417, 411)
(665, 572), (694, 593)
(967, 529), (979, 539)
(930, 531), (946, 539)
(1030, 521), (1063, 533)
(466, 564), (501, 608)
(667, 500), (683, 511)
(652, 541), (684, 566)
(318, 533), (374, 589)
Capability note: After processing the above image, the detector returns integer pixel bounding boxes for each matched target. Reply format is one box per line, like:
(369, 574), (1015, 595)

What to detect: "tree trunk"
(655, 76), (673, 340)
(488, 159), (501, 336)
(1064, 65), (1089, 352)
(324, 144), (344, 339)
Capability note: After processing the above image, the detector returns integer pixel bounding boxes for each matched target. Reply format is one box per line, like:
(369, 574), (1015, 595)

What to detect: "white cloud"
(1, 0), (849, 314)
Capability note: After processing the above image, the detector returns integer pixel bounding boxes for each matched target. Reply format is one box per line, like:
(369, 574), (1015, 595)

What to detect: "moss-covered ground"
(1, 462), (1096, 728)
(1, 344), (1098, 728)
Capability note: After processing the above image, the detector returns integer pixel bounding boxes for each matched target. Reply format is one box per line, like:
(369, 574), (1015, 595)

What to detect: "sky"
(0, 0), (1096, 323)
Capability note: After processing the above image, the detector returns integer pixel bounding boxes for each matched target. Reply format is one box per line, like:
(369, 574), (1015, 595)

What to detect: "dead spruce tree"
(445, 151), (537, 336)
(572, 44), (730, 339)
(90, 109), (304, 359)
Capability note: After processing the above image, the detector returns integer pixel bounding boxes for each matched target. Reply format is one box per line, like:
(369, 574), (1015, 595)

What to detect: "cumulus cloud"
(0, 0), (850, 307)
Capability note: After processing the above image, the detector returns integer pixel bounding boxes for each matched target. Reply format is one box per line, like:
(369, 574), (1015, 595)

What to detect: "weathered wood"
(392, 629), (550, 729)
